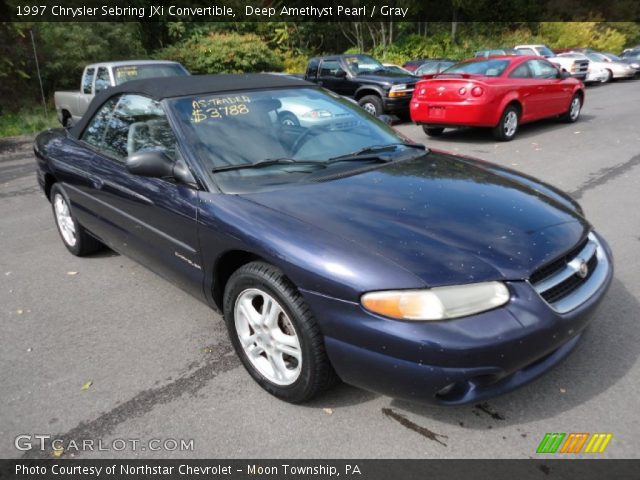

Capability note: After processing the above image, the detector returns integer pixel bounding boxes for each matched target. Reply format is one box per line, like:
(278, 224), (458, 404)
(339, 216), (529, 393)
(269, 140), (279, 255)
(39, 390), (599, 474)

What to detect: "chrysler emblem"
(577, 260), (589, 279)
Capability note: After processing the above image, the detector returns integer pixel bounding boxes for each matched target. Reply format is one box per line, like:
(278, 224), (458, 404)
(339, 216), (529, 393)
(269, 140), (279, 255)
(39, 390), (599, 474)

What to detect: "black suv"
(304, 54), (417, 117)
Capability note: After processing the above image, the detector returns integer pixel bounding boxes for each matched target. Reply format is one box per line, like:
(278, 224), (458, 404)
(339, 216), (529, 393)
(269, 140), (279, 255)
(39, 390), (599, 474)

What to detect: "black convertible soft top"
(70, 73), (313, 138)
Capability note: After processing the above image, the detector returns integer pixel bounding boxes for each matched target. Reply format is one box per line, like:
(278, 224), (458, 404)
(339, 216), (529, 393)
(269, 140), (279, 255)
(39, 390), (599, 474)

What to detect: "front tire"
(358, 95), (383, 117)
(50, 184), (103, 256)
(601, 69), (613, 83)
(492, 105), (519, 141)
(278, 112), (300, 127)
(422, 126), (444, 137)
(561, 94), (582, 123)
(223, 261), (338, 403)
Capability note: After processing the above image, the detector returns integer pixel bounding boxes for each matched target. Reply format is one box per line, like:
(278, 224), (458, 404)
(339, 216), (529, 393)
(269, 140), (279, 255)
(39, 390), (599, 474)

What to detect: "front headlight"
(390, 84), (407, 91)
(361, 282), (510, 321)
(302, 109), (332, 119)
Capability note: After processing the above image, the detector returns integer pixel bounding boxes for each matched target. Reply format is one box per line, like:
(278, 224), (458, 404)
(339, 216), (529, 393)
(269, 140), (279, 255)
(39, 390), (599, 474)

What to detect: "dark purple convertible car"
(34, 74), (612, 404)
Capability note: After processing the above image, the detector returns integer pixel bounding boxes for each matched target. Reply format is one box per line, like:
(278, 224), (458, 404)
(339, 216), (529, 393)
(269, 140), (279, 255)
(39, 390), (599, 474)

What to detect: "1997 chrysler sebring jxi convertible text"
(34, 75), (612, 405)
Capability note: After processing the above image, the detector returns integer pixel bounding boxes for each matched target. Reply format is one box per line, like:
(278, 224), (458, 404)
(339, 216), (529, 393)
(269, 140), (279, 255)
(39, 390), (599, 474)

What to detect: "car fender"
(495, 91), (523, 125)
(197, 193), (427, 308)
(567, 84), (585, 110)
(354, 84), (386, 101)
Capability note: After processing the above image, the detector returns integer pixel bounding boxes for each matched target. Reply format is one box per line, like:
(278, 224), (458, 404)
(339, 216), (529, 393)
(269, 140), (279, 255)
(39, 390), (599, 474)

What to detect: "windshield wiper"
(327, 143), (426, 163)
(211, 158), (325, 173)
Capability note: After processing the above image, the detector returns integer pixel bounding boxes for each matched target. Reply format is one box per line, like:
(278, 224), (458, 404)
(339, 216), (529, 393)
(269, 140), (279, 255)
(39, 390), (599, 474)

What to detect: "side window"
(416, 63), (437, 75)
(94, 67), (110, 94)
(99, 95), (176, 161)
(530, 60), (558, 79)
(81, 97), (119, 149)
(306, 59), (320, 80)
(82, 68), (95, 94)
(319, 60), (340, 77)
(509, 62), (532, 78)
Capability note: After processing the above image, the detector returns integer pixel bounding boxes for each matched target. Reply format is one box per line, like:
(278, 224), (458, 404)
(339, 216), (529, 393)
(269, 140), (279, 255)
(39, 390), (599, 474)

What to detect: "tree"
(156, 32), (283, 74)
(34, 23), (146, 93)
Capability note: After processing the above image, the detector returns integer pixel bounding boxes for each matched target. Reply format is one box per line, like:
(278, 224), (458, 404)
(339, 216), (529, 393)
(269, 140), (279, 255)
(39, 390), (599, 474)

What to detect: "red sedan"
(410, 56), (585, 141)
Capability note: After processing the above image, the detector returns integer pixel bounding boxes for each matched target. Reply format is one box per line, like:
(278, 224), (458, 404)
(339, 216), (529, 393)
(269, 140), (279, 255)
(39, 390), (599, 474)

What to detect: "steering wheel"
(291, 126), (325, 154)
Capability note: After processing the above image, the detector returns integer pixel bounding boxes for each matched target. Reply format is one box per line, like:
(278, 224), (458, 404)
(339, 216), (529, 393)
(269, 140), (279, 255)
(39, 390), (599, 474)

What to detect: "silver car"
(274, 90), (360, 129)
(559, 52), (636, 82)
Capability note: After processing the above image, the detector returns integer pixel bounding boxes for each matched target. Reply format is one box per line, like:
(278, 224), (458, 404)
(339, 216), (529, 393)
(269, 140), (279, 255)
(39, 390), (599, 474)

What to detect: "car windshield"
(537, 46), (555, 57)
(586, 53), (607, 62)
(168, 87), (420, 192)
(114, 64), (188, 85)
(442, 59), (510, 77)
(343, 55), (385, 75)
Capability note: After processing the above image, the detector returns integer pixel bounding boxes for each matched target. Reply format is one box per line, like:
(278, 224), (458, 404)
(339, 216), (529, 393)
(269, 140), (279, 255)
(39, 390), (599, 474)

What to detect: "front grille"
(529, 237), (589, 284)
(541, 255), (598, 304)
(529, 233), (607, 313)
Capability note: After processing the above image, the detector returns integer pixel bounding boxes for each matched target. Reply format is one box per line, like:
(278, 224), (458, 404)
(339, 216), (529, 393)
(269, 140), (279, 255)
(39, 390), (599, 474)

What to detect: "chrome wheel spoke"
(245, 341), (264, 359)
(263, 352), (286, 381)
(275, 341), (301, 360)
(238, 298), (261, 329)
(262, 297), (280, 328)
(272, 328), (299, 348)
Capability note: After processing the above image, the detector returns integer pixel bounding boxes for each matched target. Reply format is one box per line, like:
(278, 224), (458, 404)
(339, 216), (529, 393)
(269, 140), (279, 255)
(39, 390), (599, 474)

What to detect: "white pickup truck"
(54, 60), (189, 127)
(514, 45), (589, 80)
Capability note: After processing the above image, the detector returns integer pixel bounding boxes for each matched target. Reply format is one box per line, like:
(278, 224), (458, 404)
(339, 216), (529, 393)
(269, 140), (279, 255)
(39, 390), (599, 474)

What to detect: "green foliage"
(282, 51), (309, 73)
(157, 32), (283, 74)
(539, 22), (627, 52)
(35, 23), (146, 92)
(0, 104), (59, 138)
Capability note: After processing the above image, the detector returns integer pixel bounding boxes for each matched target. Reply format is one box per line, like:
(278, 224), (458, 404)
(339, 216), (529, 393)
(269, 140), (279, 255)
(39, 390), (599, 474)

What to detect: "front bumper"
(382, 95), (412, 114)
(585, 70), (608, 83)
(303, 233), (613, 405)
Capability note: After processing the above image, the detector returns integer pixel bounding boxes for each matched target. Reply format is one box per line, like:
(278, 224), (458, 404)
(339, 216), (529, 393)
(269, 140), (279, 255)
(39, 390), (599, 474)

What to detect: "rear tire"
(50, 184), (103, 256)
(492, 105), (519, 141)
(561, 94), (582, 123)
(422, 126), (444, 137)
(61, 111), (74, 128)
(358, 95), (383, 117)
(223, 261), (338, 403)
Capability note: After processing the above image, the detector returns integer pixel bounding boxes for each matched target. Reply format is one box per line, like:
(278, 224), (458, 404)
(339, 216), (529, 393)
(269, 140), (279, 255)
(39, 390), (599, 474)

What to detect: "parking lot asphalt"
(1, 80), (639, 459)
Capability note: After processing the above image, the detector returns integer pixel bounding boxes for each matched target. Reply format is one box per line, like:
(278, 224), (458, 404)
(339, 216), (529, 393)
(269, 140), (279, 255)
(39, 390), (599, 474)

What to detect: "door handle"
(89, 175), (104, 189)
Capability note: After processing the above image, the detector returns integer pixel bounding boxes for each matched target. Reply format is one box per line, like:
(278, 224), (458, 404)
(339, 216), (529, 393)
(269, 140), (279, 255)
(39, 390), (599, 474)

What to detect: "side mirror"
(377, 114), (394, 125)
(560, 69), (571, 79)
(126, 150), (196, 186)
(334, 69), (347, 78)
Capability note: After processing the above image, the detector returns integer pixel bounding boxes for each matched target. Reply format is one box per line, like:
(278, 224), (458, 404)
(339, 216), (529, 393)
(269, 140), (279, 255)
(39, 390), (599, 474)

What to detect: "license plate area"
(428, 106), (445, 119)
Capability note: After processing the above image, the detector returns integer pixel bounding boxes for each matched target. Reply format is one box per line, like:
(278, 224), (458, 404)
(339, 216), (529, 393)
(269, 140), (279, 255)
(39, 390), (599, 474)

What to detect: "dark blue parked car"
(34, 74), (613, 405)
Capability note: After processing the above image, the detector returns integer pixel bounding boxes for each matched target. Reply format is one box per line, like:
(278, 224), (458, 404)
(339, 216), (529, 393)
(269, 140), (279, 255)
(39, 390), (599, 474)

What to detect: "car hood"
(241, 152), (589, 287)
(355, 71), (417, 85)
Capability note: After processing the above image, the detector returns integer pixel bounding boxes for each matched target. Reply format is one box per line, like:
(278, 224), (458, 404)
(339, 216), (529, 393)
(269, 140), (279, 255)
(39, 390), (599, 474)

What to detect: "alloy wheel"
(569, 97), (581, 121)
(503, 110), (518, 138)
(234, 288), (302, 386)
(53, 194), (77, 247)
